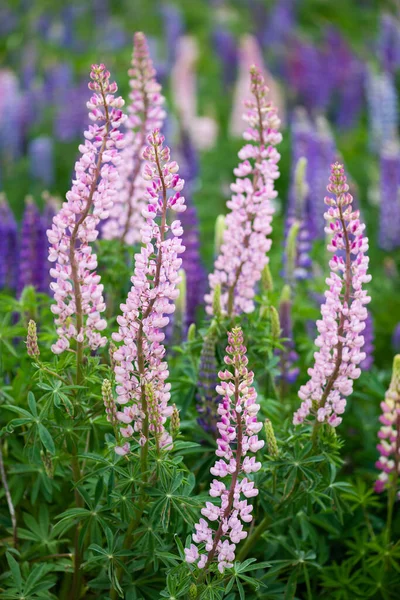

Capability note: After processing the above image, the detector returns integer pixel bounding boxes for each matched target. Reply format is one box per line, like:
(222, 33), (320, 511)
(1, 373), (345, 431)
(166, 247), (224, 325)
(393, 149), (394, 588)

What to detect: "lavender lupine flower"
(28, 136), (54, 186)
(47, 64), (126, 355)
(276, 285), (299, 385)
(0, 194), (18, 290)
(112, 130), (186, 454)
(293, 163), (371, 428)
(212, 26), (238, 88)
(378, 141), (400, 251)
(178, 132), (205, 329)
(185, 327), (264, 573)
(197, 327), (221, 434)
(378, 13), (400, 74)
(54, 81), (89, 143)
(0, 70), (23, 163)
(307, 117), (337, 239)
(360, 313), (374, 371)
(102, 32), (165, 245)
(375, 355), (400, 495)
(17, 197), (43, 296)
(260, 0), (296, 50)
(366, 68), (398, 152)
(393, 324), (400, 352)
(206, 65), (281, 318)
(284, 157), (313, 282)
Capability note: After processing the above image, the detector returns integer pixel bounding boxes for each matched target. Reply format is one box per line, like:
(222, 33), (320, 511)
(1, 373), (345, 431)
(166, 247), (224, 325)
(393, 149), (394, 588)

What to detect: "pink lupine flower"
(205, 65), (281, 317)
(375, 355), (400, 496)
(293, 163), (371, 428)
(47, 64), (125, 356)
(112, 129), (186, 454)
(102, 32), (166, 244)
(185, 327), (264, 574)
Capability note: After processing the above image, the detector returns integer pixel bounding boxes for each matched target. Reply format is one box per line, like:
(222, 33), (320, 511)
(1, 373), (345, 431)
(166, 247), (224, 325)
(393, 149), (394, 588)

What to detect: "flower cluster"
(102, 32), (165, 244)
(375, 355), (400, 495)
(378, 141), (400, 252)
(47, 64), (125, 354)
(293, 163), (371, 427)
(185, 327), (264, 573)
(205, 65), (281, 317)
(196, 327), (221, 435)
(0, 194), (18, 291)
(112, 130), (186, 454)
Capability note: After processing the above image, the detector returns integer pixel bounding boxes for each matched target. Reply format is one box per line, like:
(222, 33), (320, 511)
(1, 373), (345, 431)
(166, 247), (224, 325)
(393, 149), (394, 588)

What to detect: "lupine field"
(1, 0), (400, 598)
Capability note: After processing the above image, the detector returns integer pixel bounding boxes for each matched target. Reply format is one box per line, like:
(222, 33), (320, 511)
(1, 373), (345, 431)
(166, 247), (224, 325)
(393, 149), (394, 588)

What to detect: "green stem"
(70, 448), (83, 600)
(236, 514), (272, 562)
(303, 564), (312, 600)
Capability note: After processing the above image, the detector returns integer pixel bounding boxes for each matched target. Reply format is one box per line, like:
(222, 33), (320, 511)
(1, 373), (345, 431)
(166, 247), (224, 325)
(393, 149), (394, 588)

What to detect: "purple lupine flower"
(260, 0), (296, 50)
(276, 285), (299, 385)
(378, 13), (400, 74)
(374, 354), (400, 495)
(307, 117), (337, 239)
(186, 327), (264, 573)
(366, 68), (398, 152)
(161, 3), (184, 68)
(0, 70), (23, 163)
(286, 39), (333, 114)
(28, 136), (54, 186)
(336, 58), (365, 130)
(393, 323), (400, 352)
(212, 26), (238, 88)
(379, 141), (400, 251)
(54, 81), (89, 142)
(0, 194), (18, 291)
(360, 313), (374, 371)
(17, 197), (43, 296)
(178, 131), (205, 329)
(196, 329), (220, 435)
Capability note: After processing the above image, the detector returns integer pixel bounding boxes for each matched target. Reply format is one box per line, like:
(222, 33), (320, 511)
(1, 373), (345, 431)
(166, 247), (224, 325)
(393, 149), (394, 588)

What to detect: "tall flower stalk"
(102, 32), (165, 244)
(293, 163), (371, 430)
(185, 327), (264, 574)
(47, 64), (125, 382)
(206, 65), (281, 318)
(112, 129), (186, 458)
(374, 355), (400, 540)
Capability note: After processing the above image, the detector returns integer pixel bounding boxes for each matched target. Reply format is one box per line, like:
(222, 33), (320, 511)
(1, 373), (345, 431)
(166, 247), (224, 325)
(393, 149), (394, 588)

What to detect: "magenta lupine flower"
(112, 129), (186, 454)
(206, 65), (281, 317)
(293, 163), (371, 428)
(102, 32), (165, 244)
(47, 64), (125, 355)
(185, 327), (264, 573)
(375, 355), (400, 495)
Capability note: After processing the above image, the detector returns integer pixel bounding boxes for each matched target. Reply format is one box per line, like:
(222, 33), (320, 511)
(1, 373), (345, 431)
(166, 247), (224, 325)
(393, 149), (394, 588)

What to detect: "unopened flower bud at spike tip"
(269, 306), (281, 341)
(261, 263), (274, 294)
(27, 320), (40, 358)
(170, 404), (180, 439)
(264, 419), (279, 458)
(102, 379), (118, 428)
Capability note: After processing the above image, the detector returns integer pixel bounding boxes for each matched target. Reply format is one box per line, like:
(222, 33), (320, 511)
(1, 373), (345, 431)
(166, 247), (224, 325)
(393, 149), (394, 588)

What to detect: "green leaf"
(28, 391), (38, 417)
(284, 568), (298, 600)
(6, 552), (22, 591)
(38, 423), (56, 454)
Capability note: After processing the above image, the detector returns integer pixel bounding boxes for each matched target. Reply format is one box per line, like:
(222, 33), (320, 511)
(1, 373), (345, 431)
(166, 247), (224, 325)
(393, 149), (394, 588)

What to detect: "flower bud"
(189, 583), (198, 599)
(261, 262), (274, 294)
(269, 306), (281, 341)
(214, 214), (226, 257)
(102, 379), (117, 426)
(264, 419), (279, 458)
(27, 319), (40, 358)
(170, 404), (180, 439)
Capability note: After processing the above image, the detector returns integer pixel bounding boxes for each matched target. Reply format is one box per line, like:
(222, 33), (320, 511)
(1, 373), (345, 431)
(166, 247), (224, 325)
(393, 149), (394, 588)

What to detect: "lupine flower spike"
(26, 320), (40, 358)
(112, 130), (186, 455)
(185, 327), (264, 573)
(206, 65), (281, 317)
(293, 163), (371, 428)
(103, 32), (165, 244)
(375, 354), (400, 496)
(47, 64), (125, 357)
